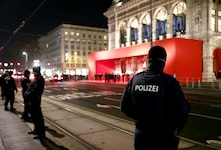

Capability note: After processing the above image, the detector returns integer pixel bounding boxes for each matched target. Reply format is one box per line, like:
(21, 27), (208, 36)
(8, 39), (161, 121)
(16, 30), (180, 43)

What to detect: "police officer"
(4, 71), (17, 112)
(25, 67), (46, 140)
(121, 46), (189, 150)
(21, 70), (31, 121)
(0, 71), (9, 100)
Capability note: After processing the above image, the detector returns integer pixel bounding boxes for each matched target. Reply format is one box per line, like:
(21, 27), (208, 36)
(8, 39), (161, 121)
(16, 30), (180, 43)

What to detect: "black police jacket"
(24, 75), (45, 106)
(4, 76), (17, 93)
(21, 77), (31, 97)
(121, 64), (189, 131)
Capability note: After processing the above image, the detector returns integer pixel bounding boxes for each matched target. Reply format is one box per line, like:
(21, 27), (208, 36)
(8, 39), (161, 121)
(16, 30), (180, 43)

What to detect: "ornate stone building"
(104, 0), (221, 81)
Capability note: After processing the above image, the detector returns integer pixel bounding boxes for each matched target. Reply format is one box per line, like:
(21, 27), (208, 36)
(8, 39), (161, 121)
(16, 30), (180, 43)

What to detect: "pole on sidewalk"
(198, 78), (201, 89)
(192, 78), (194, 88)
(212, 81), (214, 89)
(186, 78), (189, 88)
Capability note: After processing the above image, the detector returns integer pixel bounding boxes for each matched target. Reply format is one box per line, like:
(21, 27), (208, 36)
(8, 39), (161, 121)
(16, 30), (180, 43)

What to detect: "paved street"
(12, 81), (221, 149)
(1, 80), (220, 149)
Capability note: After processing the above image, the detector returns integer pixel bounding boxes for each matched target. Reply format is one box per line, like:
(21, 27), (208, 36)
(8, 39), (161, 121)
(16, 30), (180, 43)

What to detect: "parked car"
(49, 75), (63, 82)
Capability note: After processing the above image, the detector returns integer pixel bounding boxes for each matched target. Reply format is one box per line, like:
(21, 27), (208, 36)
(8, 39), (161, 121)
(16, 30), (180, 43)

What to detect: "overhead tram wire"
(0, 0), (46, 51)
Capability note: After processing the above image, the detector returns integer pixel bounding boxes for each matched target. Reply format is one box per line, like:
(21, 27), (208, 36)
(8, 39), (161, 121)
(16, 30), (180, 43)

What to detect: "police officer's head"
(33, 66), (41, 78)
(8, 71), (13, 76)
(148, 46), (167, 65)
(24, 70), (30, 77)
(33, 66), (40, 74)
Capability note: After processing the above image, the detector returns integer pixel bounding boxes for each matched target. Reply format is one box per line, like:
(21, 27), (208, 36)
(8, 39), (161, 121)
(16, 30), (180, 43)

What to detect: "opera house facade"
(88, 0), (221, 83)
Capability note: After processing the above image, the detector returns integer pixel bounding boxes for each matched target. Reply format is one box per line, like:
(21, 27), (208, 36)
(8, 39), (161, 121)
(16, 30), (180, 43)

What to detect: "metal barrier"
(183, 77), (221, 90)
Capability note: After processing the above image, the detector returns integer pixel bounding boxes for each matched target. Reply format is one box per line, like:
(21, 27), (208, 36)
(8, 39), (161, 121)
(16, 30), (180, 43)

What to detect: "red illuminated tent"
(88, 38), (202, 85)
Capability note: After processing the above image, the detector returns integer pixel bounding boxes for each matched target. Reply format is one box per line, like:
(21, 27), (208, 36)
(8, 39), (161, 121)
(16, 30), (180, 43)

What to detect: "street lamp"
(22, 51), (28, 69)
(150, 0), (153, 47)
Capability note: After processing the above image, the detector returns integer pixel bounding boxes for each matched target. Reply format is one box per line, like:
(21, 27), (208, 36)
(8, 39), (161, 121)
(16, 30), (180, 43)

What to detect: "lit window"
(143, 14), (151, 25)
(173, 2), (187, 36)
(211, 17), (215, 31)
(212, 7), (221, 32)
(119, 22), (126, 46)
(130, 18), (138, 43)
(65, 32), (68, 35)
(76, 33), (79, 36)
(218, 11), (221, 17)
(173, 2), (186, 15)
(142, 13), (152, 42)
(156, 8), (168, 21)
(156, 8), (168, 39)
(212, 9), (215, 15)
(104, 35), (107, 40)
(218, 19), (221, 32)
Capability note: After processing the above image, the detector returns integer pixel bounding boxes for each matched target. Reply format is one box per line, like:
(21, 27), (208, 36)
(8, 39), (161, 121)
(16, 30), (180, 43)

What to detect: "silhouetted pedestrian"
(121, 46), (189, 150)
(25, 66), (46, 141)
(21, 70), (31, 121)
(4, 71), (17, 112)
(0, 71), (9, 100)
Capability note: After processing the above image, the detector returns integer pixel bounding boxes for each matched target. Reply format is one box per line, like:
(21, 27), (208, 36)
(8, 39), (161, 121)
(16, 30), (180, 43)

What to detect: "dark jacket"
(0, 73), (7, 87)
(21, 77), (31, 98)
(121, 63), (189, 132)
(25, 75), (44, 106)
(4, 76), (17, 94)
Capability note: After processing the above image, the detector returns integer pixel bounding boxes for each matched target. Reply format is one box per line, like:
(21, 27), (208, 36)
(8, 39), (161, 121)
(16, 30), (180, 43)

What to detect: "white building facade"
(104, 0), (221, 81)
(39, 24), (108, 76)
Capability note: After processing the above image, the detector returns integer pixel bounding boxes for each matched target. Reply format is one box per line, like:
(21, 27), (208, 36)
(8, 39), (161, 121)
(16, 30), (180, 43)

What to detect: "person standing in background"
(0, 71), (9, 100)
(21, 70), (31, 121)
(25, 67), (46, 141)
(4, 71), (17, 112)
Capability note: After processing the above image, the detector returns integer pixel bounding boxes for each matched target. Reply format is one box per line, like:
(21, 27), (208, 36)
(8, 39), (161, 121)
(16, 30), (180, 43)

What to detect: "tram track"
(42, 97), (135, 150)
(15, 95), (135, 150)
(16, 98), (94, 150)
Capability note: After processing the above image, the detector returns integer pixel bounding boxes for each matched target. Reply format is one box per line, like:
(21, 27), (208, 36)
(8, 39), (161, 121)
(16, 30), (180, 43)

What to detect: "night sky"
(0, 0), (112, 62)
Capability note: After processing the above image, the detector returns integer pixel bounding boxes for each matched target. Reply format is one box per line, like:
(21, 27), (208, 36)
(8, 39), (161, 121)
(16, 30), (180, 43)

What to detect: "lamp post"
(22, 51), (28, 69)
(150, 0), (153, 47)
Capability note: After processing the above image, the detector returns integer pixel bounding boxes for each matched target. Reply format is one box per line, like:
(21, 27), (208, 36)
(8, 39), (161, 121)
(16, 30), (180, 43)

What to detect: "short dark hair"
(24, 70), (30, 75)
(9, 71), (13, 75)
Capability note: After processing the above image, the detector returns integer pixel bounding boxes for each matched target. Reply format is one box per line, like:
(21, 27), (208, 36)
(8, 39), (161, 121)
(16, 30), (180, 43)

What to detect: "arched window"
(212, 5), (221, 32)
(173, 2), (187, 36)
(119, 22), (127, 46)
(142, 14), (152, 42)
(130, 18), (138, 44)
(156, 8), (167, 40)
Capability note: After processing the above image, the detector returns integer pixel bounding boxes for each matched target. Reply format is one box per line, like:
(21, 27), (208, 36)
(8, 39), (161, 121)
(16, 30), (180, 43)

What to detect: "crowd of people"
(0, 66), (46, 141)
